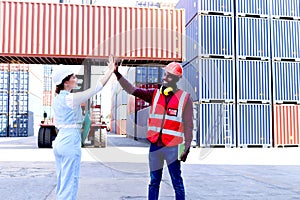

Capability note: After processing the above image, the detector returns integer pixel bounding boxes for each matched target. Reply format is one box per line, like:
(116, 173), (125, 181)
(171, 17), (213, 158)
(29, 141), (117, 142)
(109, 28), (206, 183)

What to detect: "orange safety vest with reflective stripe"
(147, 89), (189, 146)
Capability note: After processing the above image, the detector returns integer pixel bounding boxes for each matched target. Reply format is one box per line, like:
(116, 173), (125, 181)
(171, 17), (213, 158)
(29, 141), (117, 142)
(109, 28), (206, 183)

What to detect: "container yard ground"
(1, 134), (300, 200)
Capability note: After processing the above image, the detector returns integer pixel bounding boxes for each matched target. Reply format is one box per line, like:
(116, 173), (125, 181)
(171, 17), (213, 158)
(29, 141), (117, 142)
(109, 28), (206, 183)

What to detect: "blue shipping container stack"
(8, 65), (29, 137)
(0, 64), (9, 136)
(43, 65), (54, 120)
(177, 0), (235, 147)
(0, 64), (30, 137)
(271, 0), (300, 104)
(175, 0), (300, 147)
(271, 0), (300, 147)
(236, 0), (272, 147)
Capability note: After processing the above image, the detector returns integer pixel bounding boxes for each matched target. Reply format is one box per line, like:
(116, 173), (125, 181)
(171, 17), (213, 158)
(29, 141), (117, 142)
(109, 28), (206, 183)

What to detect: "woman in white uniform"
(52, 58), (114, 200)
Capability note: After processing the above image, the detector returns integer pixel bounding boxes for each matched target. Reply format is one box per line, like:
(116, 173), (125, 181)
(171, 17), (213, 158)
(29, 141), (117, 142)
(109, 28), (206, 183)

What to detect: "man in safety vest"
(114, 62), (193, 200)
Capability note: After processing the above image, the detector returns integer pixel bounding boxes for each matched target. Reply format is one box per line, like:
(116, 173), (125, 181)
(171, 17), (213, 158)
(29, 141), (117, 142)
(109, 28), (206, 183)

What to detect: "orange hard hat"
(164, 62), (183, 77)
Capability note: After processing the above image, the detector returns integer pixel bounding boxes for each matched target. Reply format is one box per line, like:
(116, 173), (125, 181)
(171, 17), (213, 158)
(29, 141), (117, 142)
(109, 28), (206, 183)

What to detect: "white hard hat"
(52, 67), (75, 85)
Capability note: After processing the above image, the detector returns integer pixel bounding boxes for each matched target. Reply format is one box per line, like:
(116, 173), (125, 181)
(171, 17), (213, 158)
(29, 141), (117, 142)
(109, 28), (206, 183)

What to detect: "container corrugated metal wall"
(118, 119), (127, 135)
(9, 65), (29, 92)
(0, 64), (9, 115)
(236, 17), (270, 59)
(8, 65), (29, 115)
(0, 1), (185, 61)
(237, 60), (271, 102)
(0, 115), (8, 137)
(116, 104), (127, 120)
(8, 114), (30, 137)
(273, 61), (300, 103)
(111, 119), (116, 134)
(236, 0), (269, 16)
(136, 107), (150, 140)
(0, 65), (9, 92)
(116, 90), (128, 106)
(199, 103), (235, 147)
(271, 0), (300, 18)
(176, 0), (234, 24)
(237, 104), (272, 147)
(198, 58), (235, 101)
(135, 66), (163, 83)
(0, 93), (8, 114)
(192, 102), (200, 146)
(185, 18), (199, 62)
(185, 14), (234, 61)
(274, 104), (300, 147)
(0, 64), (36, 137)
(271, 19), (300, 59)
(9, 93), (28, 114)
(126, 112), (135, 138)
(181, 62), (199, 101)
(43, 65), (53, 122)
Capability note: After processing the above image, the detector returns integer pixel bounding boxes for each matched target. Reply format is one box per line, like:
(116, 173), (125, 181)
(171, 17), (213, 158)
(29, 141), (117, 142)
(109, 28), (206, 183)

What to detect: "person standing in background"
(114, 61), (193, 200)
(51, 58), (114, 200)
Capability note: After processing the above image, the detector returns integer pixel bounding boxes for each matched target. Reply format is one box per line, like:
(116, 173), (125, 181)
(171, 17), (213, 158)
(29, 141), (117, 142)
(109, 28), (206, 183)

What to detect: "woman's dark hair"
(55, 74), (73, 94)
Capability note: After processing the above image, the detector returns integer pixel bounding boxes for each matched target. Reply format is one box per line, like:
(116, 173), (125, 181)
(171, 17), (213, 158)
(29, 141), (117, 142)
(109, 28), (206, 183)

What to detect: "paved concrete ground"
(1, 134), (300, 200)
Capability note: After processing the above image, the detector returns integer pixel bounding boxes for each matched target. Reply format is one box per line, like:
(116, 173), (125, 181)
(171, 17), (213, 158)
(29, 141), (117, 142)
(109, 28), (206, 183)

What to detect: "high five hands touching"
(99, 54), (116, 86)
(107, 54), (115, 72)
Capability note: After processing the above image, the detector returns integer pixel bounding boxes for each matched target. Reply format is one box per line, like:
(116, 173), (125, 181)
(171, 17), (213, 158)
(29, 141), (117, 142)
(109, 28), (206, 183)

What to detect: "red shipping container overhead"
(0, 1), (185, 64)
(274, 104), (300, 147)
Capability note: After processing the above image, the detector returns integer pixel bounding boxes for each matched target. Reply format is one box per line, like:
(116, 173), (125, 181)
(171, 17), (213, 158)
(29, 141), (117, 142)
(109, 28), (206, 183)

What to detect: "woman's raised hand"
(107, 54), (115, 72)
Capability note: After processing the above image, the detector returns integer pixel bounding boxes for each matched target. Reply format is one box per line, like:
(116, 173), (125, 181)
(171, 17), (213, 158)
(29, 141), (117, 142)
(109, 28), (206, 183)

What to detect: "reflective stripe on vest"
(148, 126), (183, 137)
(147, 89), (188, 146)
(149, 113), (183, 123)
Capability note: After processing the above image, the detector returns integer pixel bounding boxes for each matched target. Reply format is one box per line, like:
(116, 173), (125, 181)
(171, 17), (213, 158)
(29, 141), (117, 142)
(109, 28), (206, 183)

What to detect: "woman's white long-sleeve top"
(53, 81), (103, 129)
